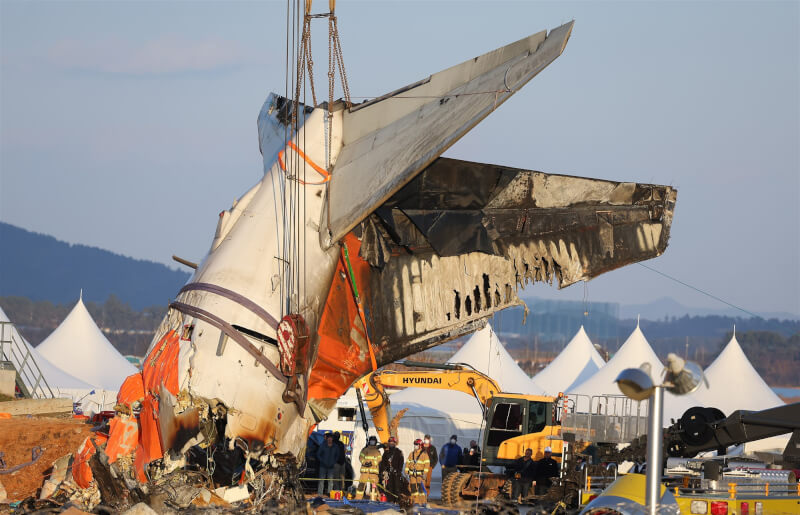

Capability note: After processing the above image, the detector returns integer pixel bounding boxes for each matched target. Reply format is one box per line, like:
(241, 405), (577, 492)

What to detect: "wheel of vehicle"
(440, 471), (457, 505)
(446, 472), (463, 506)
(449, 471), (473, 506)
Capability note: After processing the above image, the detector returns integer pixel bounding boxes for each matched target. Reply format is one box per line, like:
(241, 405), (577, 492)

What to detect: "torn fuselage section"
(70, 94), (342, 509)
(353, 156), (676, 360)
(303, 157), (676, 413)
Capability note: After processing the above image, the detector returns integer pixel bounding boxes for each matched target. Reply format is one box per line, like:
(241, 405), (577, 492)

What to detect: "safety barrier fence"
(0, 320), (54, 399)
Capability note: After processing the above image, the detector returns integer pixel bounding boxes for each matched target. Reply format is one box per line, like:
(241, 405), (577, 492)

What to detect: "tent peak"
(36, 294), (137, 391)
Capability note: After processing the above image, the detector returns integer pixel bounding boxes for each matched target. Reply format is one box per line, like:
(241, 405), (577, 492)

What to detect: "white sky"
(1, 1), (798, 316)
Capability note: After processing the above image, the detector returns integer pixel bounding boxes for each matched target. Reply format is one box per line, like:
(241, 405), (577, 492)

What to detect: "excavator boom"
(356, 362), (503, 442)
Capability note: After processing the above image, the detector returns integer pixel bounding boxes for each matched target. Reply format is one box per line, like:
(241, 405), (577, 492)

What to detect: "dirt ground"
(0, 416), (93, 501)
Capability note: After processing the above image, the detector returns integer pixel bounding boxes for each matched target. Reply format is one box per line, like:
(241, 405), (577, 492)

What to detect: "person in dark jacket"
(534, 446), (560, 495)
(439, 434), (462, 480)
(379, 436), (404, 503)
(463, 440), (481, 467)
(333, 431), (347, 490)
(317, 433), (342, 496)
(509, 448), (537, 501)
(422, 434), (437, 491)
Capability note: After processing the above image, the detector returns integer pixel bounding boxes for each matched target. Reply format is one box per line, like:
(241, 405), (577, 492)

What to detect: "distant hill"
(619, 296), (799, 321)
(0, 222), (190, 310)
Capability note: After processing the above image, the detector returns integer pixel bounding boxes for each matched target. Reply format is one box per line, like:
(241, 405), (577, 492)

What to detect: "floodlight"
(615, 365), (655, 401)
(664, 353), (707, 395)
(614, 356), (708, 515)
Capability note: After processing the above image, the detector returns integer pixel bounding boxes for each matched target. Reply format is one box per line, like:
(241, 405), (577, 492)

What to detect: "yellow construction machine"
(356, 361), (569, 503)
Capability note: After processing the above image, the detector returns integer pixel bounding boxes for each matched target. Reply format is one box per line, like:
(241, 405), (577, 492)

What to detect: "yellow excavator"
(356, 361), (568, 503)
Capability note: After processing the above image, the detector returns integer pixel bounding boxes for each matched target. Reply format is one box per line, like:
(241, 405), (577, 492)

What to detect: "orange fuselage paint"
(100, 329), (182, 483)
(105, 415), (139, 464)
(116, 373), (145, 407)
(72, 433), (109, 489)
(307, 233), (375, 402)
(142, 330), (180, 397)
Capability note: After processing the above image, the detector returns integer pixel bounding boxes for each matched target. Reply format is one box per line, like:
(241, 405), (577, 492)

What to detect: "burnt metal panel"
(357, 156), (676, 358)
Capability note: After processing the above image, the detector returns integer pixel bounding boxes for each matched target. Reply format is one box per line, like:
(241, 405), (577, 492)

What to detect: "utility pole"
(685, 336), (689, 360)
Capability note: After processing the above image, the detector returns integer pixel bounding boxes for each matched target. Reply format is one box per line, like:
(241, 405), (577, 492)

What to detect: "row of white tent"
(3, 297), (786, 458)
(534, 323), (784, 419)
(0, 296), (138, 413)
(339, 322), (786, 482)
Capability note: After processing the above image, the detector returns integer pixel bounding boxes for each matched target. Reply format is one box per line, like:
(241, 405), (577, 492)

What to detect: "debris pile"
(0, 416), (92, 502)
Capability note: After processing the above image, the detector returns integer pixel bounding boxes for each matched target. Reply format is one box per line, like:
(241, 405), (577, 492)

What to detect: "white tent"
(36, 296), (138, 392)
(0, 305), (118, 413)
(1, 305), (94, 391)
(567, 324), (701, 423)
(692, 332), (787, 453)
(446, 324), (543, 394)
(533, 326), (605, 395)
(693, 332), (783, 414)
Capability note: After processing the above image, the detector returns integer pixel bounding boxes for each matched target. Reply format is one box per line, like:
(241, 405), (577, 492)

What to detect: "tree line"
(1, 295), (165, 357)
(2, 294), (798, 385)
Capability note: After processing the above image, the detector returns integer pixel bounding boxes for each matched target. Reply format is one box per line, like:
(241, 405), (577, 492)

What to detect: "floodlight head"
(664, 353), (706, 395)
(615, 366), (655, 401)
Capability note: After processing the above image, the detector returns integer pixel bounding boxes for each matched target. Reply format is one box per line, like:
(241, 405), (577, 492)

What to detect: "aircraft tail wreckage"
(69, 20), (677, 509)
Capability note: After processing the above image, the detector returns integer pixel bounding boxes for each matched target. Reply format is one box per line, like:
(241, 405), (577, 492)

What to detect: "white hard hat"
(544, 446), (552, 453)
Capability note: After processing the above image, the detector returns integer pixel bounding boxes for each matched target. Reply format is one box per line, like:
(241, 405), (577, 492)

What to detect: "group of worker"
(352, 434), (556, 505)
(354, 433), (480, 505)
(508, 446), (560, 501)
(354, 434), (436, 504)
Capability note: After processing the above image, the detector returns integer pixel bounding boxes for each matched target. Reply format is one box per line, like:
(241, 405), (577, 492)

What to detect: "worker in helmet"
(379, 436), (404, 503)
(355, 436), (382, 500)
(422, 434), (437, 491)
(404, 438), (431, 505)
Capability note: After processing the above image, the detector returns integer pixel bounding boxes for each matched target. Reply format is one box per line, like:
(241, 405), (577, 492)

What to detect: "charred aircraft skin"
(77, 20), (678, 508)
(358, 158), (676, 358)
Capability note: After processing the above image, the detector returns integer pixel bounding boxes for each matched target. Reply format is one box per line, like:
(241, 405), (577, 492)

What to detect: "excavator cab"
(481, 394), (562, 467)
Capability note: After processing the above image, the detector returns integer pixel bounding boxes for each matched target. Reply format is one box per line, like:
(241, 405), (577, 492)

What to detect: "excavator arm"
(356, 361), (502, 443)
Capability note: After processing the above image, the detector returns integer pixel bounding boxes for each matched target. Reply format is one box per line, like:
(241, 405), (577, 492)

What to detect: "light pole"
(615, 354), (706, 515)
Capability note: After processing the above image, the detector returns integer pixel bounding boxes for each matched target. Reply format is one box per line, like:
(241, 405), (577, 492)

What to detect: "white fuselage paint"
(155, 95), (343, 455)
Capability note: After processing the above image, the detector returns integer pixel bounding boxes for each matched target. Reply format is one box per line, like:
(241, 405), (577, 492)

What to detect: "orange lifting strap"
(277, 141), (330, 185)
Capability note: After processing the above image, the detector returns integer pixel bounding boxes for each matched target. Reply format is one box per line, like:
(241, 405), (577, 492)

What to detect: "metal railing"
(560, 393), (648, 443)
(0, 321), (54, 399)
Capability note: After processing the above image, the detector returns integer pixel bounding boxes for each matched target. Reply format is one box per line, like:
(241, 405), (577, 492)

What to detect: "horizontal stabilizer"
(327, 21), (574, 244)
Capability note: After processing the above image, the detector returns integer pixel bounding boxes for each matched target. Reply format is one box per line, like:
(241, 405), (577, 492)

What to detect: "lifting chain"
(291, 1), (352, 174)
(292, 14), (318, 128)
